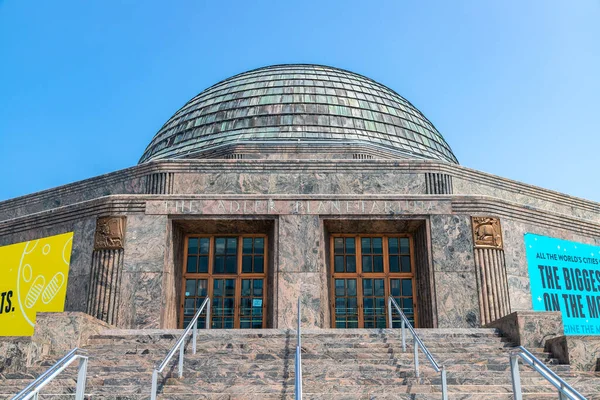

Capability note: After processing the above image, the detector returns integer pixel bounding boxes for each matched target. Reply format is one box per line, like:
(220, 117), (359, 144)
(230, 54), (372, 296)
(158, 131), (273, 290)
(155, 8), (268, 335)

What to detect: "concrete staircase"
(1, 328), (600, 399)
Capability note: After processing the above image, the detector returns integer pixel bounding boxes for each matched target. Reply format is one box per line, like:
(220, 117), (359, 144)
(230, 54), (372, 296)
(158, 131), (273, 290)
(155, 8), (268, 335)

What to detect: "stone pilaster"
(472, 216), (511, 325)
(276, 214), (326, 328)
(86, 216), (126, 325)
(119, 214), (168, 328)
(431, 214), (480, 327)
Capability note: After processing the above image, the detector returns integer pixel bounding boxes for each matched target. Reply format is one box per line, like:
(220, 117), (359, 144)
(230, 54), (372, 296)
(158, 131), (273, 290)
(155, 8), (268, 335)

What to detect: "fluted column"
(472, 216), (511, 325)
(87, 216), (126, 325)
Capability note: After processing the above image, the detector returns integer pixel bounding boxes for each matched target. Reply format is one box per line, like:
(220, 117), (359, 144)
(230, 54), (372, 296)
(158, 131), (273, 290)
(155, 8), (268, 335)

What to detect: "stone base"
(546, 335), (600, 371)
(485, 311), (563, 348)
(0, 337), (40, 373)
(0, 312), (112, 373)
(32, 312), (113, 356)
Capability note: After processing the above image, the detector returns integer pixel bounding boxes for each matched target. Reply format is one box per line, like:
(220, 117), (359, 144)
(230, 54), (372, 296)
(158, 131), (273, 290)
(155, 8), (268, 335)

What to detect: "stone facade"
(1, 159), (599, 331)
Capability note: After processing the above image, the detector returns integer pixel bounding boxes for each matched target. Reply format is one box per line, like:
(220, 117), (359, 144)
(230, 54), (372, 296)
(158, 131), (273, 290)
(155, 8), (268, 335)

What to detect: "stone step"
(83, 340), (517, 351)
(167, 351), (555, 364)
(0, 393), (587, 400)
(96, 328), (503, 336)
(87, 336), (510, 345)
(5, 327), (598, 400)
(158, 382), (565, 394)
(1, 361), (588, 380)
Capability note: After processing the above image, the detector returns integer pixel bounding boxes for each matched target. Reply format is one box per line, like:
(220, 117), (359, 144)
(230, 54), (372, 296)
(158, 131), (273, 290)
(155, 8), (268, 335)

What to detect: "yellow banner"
(0, 232), (74, 336)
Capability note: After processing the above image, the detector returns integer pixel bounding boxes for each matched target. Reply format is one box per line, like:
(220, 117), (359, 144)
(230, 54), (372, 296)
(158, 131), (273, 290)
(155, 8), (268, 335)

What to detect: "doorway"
(330, 235), (417, 328)
(180, 234), (268, 329)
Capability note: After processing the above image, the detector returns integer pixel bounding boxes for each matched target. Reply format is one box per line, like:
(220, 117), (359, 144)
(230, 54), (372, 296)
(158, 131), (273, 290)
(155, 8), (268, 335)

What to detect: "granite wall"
(172, 170), (426, 196)
(414, 221), (437, 328)
(276, 215), (326, 328)
(430, 214), (480, 328)
(118, 214), (169, 329)
(1, 158), (600, 331)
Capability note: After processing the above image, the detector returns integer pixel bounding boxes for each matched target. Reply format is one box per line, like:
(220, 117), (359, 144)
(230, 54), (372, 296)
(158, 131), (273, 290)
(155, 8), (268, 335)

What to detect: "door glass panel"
(199, 256), (209, 273)
(388, 238), (398, 254)
(199, 238), (210, 254)
(187, 255), (198, 273)
(401, 256), (411, 273)
(362, 237), (383, 273)
(254, 238), (264, 254)
(334, 237), (356, 273)
(212, 279), (236, 329)
(334, 279), (359, 328)
(187, 237), (211, 273)
(241, 237), (266, 274)
(240, 279), (264, 329)
(389, 237), (411, 273)
(400, 238), (410, 253)
(182, 279), (208, 329)
(345, 238), (355, 254)
(391, 278), (414, 327)
(363, 278), (386, 328)
(188, 238), (199, 254)
(334, 238), (344, 253)
(214, 237), (238, 274)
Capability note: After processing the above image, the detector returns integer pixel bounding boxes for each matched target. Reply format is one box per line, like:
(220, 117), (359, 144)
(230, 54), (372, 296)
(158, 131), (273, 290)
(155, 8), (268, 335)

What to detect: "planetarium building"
(3, 65), (600, 389)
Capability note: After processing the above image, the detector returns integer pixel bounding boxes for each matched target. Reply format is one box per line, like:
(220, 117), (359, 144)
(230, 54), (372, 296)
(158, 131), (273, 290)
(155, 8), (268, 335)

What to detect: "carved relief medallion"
(472, 216), (503, 249)
(94, 216), (126, 250)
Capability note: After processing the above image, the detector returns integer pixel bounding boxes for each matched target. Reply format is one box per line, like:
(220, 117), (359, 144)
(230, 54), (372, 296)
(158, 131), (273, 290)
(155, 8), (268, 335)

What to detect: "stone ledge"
(0, 312), (111, 372)
(485, 311), (563, 348)
(32, 312), (113, 357)
(546, 335), (600, 371)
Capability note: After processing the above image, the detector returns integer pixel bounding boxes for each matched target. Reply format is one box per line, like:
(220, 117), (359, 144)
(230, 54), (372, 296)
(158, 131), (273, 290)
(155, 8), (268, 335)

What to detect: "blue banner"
(526, 233), (600, 335)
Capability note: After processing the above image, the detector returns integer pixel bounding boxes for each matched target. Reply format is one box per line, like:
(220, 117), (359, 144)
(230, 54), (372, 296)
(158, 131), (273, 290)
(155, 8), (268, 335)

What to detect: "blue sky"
(0, 0), (599, 201)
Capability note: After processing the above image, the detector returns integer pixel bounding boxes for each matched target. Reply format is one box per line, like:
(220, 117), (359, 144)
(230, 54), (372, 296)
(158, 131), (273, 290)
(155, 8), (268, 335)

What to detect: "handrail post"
(559, 382), (567, 400)
(388, 297), (451, 400)
(150, 369), (158, 400)
(401, 318), (406, 352)
(178, 341), (185, 378)
(295, 298), (302, 400)
(441, 365), (448, 400)
(558, 382), (568, 400)
(192, 319), (198, 355)
(387, 296), (393, 329)
(150, 296), (210, 399)
(206, 298), (211, 329)
(75, 356), (88, 400)
(414, 340), (419, 378)
(510, 354), (523, 400)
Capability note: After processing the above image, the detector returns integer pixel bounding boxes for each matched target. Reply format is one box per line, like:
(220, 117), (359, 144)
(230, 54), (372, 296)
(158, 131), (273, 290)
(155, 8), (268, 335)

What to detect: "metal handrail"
(510, 346), (586, 400)
(150, 297), (210, 400)
(388, 296), (447, 400)
(295, 298), (303, 400)
(12, 348), (88, 400)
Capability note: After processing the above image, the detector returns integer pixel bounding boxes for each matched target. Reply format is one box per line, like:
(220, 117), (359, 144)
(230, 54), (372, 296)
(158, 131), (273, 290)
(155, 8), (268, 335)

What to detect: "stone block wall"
(430, 214), (480, 327)
(1, 159), (600, 331)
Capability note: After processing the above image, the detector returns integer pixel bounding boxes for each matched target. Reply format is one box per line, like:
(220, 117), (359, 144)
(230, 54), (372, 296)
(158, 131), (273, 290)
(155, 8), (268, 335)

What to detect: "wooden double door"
(330, 235), (417, 328)
(181, 235), (267, 329)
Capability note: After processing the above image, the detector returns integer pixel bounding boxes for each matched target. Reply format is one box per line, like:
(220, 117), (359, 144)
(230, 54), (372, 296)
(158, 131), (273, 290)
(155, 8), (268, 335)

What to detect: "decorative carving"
(472, 216), (503, 249)
(94, 216), (126, 250)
